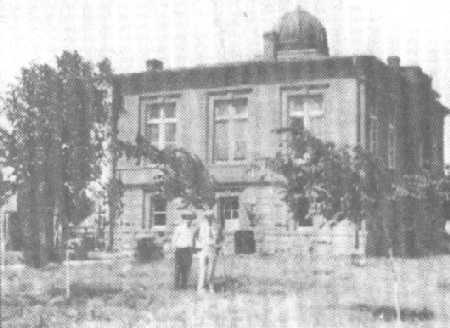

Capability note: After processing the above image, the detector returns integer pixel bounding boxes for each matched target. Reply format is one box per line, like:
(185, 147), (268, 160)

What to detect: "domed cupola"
(262, 7), (329, 60)
(277, 7), (328, 54)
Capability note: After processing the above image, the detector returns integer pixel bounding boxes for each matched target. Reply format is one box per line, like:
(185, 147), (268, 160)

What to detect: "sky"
(0, 0), (449, 162)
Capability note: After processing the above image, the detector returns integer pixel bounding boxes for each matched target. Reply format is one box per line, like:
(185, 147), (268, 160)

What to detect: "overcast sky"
(0, 0), (449, 162)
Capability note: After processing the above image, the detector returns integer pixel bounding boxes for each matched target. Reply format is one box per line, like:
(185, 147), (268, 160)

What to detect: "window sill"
(151, 226), (167, 232)
(209, 161), (250, 167)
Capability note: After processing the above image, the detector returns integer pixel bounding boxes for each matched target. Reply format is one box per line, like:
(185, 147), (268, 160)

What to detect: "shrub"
(67, 238), (88, 260)
(270, 126), (450, 258)
(135, 236), (164, 263)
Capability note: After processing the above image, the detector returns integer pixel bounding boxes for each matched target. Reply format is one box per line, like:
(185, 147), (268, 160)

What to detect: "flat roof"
(114, 55), (447, 114)
(115, 55), (379, 95)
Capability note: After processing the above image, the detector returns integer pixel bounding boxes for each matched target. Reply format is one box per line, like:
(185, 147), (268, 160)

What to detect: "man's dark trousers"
(174, 247), (192, 289)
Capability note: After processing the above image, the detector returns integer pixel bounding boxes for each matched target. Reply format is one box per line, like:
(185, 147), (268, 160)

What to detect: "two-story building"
(112, 8), (447, 249)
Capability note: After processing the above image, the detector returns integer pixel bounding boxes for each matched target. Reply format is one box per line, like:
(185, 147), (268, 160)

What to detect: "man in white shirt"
(172, 209), (196, 289)
(195, 209), (223, 293)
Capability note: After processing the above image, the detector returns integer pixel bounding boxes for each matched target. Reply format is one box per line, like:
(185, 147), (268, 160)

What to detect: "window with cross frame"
(287, 94), (324, 138)
(213, 98), (249, 162)
(144, 102), (177, 150)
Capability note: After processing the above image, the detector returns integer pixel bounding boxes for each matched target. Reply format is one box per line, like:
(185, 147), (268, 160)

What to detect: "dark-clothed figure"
(172, 210), (196, 289)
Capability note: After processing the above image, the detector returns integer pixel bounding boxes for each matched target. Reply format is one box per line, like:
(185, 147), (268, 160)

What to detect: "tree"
(103, 133), (216, 251)
(270, 124), (449, 257)
(118, 138), (215, 206)
(269, 126), (364, 227)
(1, 51), (216, 263)
(0, 128), (15, 207)
(3, 51), (111, 267)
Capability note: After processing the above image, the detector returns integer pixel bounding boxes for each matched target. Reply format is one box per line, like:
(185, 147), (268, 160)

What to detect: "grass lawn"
(2, 252), (450, 327)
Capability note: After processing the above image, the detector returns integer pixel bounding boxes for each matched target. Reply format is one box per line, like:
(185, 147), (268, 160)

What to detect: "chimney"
(263, 31), (279, 60)
(387, 56), (400, 69)
(146, 59), (164, 72)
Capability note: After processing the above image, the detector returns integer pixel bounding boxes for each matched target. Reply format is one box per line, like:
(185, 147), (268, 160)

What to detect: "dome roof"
(275, 7), (328, 55)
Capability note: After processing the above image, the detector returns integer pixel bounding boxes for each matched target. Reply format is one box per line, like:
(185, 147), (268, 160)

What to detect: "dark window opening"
(150, 195), (167, 227)
(218, 196), (240, 227)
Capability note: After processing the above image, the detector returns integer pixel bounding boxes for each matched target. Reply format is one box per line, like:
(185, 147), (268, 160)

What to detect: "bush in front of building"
(67, 238), (89, 260)
(135, 236), (164, 263)
(269, 126), (450, 258)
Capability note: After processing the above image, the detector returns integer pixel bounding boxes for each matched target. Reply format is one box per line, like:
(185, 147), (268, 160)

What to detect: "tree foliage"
(270, 124), (449, 226)
(118, 137), (216, 209)
(269, 127), (363, 225)
(2, 51), (112, 266)
(1, 51), (215, 263)
(0, 128), (15, 206)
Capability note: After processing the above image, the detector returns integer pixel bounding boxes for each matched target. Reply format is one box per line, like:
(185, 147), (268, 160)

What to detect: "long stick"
(0, 214), (4, 328)
(220, 248), (226, 293)
(388, 248), (401, 327)
(65, 248), (70, 299)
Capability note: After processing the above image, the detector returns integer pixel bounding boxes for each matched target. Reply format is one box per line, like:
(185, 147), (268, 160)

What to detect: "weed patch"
(47, 281), (122, 300)
(350, 303), (434, 322)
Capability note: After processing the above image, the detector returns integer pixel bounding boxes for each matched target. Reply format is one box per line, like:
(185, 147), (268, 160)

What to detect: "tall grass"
(2, 254), (449, 327)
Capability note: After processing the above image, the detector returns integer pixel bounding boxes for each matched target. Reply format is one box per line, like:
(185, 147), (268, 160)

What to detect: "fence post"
(65, 248), (70, 299)
(0, 213), (4, 324)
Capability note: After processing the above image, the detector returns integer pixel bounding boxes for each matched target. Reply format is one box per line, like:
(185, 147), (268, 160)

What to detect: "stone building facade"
(112, 8), (447, 250)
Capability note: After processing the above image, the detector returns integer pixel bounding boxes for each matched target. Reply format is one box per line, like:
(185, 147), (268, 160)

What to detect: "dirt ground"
(1, 252), (450, 327)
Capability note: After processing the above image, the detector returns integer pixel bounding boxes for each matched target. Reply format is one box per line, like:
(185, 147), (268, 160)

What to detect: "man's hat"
(204, 209), (214, 218)
(180, 209), (196, 220)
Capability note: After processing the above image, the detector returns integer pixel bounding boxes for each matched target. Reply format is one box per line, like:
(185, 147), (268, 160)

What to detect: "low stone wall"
(254, 230), (313, 255)
(114, 220), (367, 258)
(222, 225), (366, 257)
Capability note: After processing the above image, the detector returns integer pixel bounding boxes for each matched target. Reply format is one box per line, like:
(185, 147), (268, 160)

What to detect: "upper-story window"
(369, 115), (379, 155)
(144, 102), (177, 149)
(388, 124), (396, 169)
(287, 95), (324, 138)
(213, 98), (249, 162)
